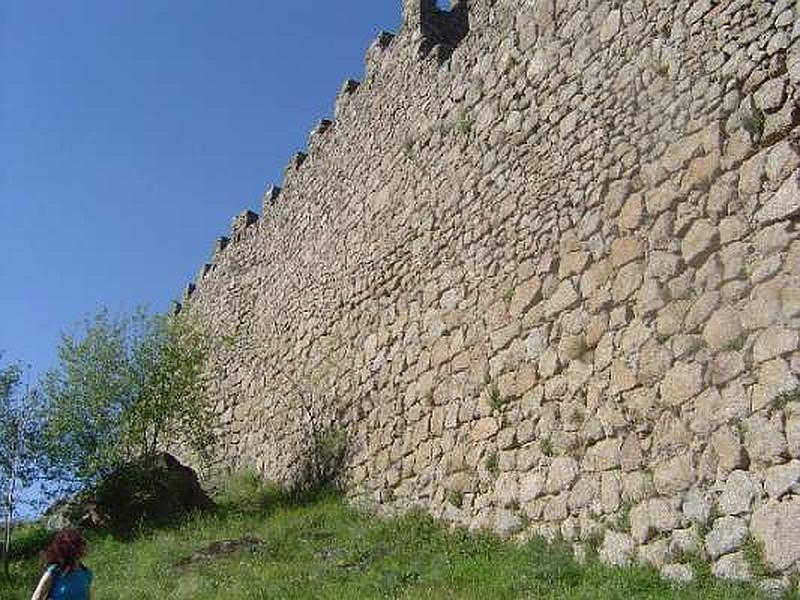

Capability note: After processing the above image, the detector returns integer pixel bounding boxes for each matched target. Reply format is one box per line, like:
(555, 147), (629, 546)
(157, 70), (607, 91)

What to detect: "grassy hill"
(1, 479), (793, 599)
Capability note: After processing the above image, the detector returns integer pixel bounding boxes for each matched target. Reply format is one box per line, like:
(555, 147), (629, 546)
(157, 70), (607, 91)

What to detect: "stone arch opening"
(419, 0), (469, 62)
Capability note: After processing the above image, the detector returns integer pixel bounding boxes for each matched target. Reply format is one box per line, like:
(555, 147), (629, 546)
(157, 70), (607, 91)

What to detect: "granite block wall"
(181, 0), (800, 584)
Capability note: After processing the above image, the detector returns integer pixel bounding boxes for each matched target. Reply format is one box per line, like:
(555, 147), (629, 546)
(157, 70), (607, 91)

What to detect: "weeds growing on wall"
(223, 320), (351, 498)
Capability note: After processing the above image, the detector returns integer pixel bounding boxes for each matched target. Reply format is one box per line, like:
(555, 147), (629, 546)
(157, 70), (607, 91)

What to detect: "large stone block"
(705, 516), (748, 560)
(582, 438), (622, 472)
(654, 454), (695, 496)
(630, 498), (683, 543)
(756, 170), (800, 224)
(681, 219), (720, 266)
(717, 470), (761, 516)
(660, 362), (704, 406)
(600, 531), (635, 566)
(751, 498), (800, 572)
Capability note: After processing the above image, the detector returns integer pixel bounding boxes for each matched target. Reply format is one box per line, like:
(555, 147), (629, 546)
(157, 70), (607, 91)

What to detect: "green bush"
(215, 470), (287, 514)
(9, 523), (51, 560)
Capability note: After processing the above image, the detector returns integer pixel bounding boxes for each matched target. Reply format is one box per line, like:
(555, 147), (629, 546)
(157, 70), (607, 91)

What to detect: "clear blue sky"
(1, 1), (402, 377)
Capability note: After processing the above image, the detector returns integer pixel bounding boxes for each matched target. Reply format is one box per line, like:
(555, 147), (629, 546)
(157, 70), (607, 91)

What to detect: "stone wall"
(181, 0), (800, 585)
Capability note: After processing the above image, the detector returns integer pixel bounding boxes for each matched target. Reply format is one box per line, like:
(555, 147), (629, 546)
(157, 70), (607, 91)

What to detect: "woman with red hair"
(30, 529), (94, 600)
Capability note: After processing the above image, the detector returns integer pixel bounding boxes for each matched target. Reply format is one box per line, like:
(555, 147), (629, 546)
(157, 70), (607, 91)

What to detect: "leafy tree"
(0, 358), (42, 578)
(41, 308), (213, 486)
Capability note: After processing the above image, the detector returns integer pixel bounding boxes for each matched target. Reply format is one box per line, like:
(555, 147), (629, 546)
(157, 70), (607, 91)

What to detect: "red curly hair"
(43, 529), (88, 570)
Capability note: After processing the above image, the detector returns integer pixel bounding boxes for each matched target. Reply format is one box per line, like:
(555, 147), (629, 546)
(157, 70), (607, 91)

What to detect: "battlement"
(182, 3), (478, 296)
(178, 0), (800, 583)
(403, 0), (469, 60)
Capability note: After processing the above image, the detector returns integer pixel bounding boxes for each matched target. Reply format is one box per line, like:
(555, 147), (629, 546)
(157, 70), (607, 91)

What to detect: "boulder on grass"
(45, 453), (213, 537)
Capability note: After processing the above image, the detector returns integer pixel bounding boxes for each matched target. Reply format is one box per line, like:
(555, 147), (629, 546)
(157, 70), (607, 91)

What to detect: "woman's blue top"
(47, 564), (92, 600)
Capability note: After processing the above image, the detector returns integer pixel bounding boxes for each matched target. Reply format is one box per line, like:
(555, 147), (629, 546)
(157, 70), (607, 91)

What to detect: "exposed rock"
(546, 457), (579, 494)
(494, 473), (519, 508)
(758, 578), (791, 597)
(710, 352), (745, 386)
(788, 415), (800, 458)
(751, 498), (800, 572)
(582, 438), (621, 472)
(683, 488), (713, 526)
(44, 453), (214, 536)
(753, 327), (799, 364)
(519, 471), (546, 502)
(705, 516), (748, 560)
(494, 510), (524, 536)
(599, 9), (621, 43)
(750, 358), (797, 412)
(681, 220), (719, 266)
(711, 426), (748, 477)
(745, 414), (788, 465)
(176, 536), (265, 569)
(471, 417), (500, 442)
(600, 531), (636, 566)
(712, 552), (752, 581)
(630, 499), (682, 543)
(660, 362), (704, 406)
(620, 435), (643, 472)
(637, 537), (672, 567)
(610, 237), (644, 267)
(545, 281), (580, 317)
(568, 475), (599, 511)
(755, 171), (800, 225)
(654, 454), (695, 496)
(661, 563), (695, 585)
(670, 527), (701, 557)
(702, 307), (743, 352)
(764, 461), (800, 499)
(510, 277), (542, 317)
(717, 470), (761, 516)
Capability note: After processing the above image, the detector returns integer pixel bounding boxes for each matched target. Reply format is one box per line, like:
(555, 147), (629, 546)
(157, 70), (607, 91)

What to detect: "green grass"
(1, 490), (790, 599)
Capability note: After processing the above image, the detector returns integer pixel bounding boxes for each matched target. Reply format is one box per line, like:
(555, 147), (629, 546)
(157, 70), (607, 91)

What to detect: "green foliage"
(41, 308), (213, 485)
(6, 523), (51, 561)
(724, 334), (747, 351)
(215, 470), (288, 515)
(294, 427), (349, 499)
(609, 503), (633, 533)
(773, 387), (800, 412)
(88, 453), (214, 538)
(741, 109), (765, 138)
(0, 361), (40, 489)
(486, 382), (506, 411)
(742, 535), (772, 578)
(485, 452), (499, 477)
(445, 489), (464, 509)
(0, 357), (43, 577)
(0, 493), (775, 599)
(570, 407), (586, 425)
(539, 438), (554, 457)
(454, 114), (473, 135)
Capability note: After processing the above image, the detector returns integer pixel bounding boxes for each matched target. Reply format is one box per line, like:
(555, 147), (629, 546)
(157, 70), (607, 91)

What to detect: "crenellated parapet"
(261, 185), (282, 214)
(287, 152), (307, 172)
(335, 79), (361, 119)
(178, 4), (477, 308)
(175, 0), (800, 585)
(402, 0), (469, 61)
(213, 236), (230, 257)
(231, 210), (259, 242)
